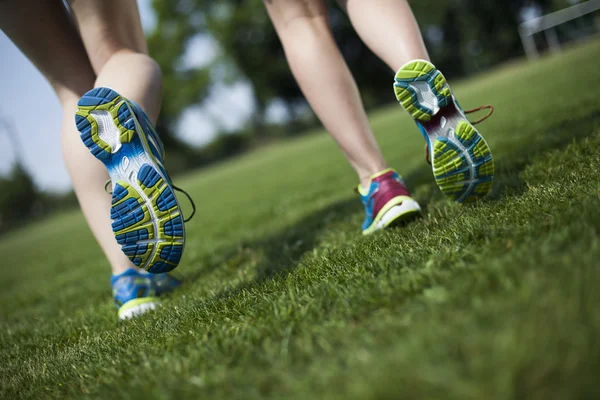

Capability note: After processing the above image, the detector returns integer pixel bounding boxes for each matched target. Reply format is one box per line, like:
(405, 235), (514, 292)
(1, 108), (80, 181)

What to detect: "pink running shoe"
(358, 169), (421, 235)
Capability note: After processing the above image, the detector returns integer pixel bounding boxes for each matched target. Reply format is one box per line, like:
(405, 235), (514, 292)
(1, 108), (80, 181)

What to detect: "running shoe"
(112, 268), (181, 320)
(151, 270), (182, 296)
(359, 168), (421, 235)
(394, 60), (494, 203)
(75, 87), (191, 273)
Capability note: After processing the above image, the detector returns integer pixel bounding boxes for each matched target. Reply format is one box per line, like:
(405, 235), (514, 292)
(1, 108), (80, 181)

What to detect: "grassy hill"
(1, 40), (600, 399)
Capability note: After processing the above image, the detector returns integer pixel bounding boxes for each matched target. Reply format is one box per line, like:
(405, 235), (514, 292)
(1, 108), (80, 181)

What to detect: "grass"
(1, 41), (600, 399)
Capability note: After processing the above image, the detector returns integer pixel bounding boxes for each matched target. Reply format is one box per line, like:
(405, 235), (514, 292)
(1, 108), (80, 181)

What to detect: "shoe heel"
(394, 60), (452, 122)
(74, 87), (136, 161)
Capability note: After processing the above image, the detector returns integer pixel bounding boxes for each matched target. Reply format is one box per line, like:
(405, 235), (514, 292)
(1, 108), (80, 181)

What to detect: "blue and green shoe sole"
(75, 88), (184, 273)
(394, 60), (494, 203)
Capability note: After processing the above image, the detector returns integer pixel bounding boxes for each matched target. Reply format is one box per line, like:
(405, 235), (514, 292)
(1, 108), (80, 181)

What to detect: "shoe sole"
(363, 197), (421, 235)
(75, 88), (185, 273)
(394, 60), (494, 203)
(118, 297), (160, 320)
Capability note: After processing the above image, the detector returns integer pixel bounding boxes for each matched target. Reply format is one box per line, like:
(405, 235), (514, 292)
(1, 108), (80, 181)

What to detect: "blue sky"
(0, 0), (261, 192)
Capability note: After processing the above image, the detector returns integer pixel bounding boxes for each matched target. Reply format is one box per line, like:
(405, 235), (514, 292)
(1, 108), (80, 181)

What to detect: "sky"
(0, 0), (260, 192)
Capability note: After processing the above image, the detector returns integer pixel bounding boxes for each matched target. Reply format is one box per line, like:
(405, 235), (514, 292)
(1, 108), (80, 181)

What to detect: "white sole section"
(89, 110), (168, 253)
(119, 301), (160, 320)
(410, 81), (441, 114)
(376, 199), (422, 231)
(408, 82), (468, 150)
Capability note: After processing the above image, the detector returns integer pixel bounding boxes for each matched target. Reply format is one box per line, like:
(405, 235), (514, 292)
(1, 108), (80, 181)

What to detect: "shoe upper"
(127, 101), (167, 168)
(127, 100), (197, 224)
(359, 169), (413, 232)
(151, 272), (182, 296)
(111, 269), (156, 309)
(111, 269), (181, 309)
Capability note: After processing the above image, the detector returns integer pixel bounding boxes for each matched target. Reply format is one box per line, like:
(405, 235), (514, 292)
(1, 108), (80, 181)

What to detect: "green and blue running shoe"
(112, 268), (181, 320)
(394, 60), (494, 203)
(75, 87), (194, 273)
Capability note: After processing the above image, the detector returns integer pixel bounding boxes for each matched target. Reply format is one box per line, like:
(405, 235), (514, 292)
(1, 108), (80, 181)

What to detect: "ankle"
(358, 166), (391, 192)
(359, 176), (372, 192)
(111, 264), (140, 276)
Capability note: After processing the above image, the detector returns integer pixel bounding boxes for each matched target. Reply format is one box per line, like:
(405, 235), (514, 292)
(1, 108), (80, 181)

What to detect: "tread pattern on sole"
(393, 60), (451, 122)
(432, 122), (494, 202)
(394, 60), (494, 202)
(110, 165), (184, 273)
(75, 88), (136, 158)
(75, 87), (186, 273)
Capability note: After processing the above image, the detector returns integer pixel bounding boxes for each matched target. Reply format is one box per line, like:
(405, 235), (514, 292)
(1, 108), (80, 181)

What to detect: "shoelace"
(425, 105), (494, 165)
(104, 180), (197, 223)
(173, 184), (196, 222)
(465, 105), (494, 125)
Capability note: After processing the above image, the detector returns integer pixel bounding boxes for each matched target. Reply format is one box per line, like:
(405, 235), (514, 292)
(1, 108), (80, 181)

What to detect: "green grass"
(2, 41), (600, 399)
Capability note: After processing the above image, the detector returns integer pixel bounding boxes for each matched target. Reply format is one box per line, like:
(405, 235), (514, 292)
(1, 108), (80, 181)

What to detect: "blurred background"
(0, 0), (598, 233)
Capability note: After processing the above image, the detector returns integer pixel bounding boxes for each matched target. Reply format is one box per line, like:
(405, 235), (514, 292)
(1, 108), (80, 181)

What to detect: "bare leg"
(264, 0), (388, 189)
(0, 0), (134, 273)
(337, 1), (496, 204)
(70, 0), (162, 123)
(336, 0), (430, 70)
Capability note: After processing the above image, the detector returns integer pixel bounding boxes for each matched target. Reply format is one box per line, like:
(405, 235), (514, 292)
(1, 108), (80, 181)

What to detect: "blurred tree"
(0, 164), (38, 230)
(146, 0), (213, 172)
(148, 0), (212, 122)
(147, 0), (570, 168)
(203, 0), (296, 139)
(458, 0), (554, 70)
(148, 0), (452, 144)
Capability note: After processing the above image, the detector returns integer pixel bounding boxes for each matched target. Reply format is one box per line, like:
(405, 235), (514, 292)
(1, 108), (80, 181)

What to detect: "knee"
(266, 1), (329, 34)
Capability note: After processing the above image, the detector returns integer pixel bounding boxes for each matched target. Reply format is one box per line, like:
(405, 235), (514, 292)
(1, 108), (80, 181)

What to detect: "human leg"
(335, 0), (429, 71)
(338, 0), (495, 202)
(69, 0), (162, 121)
(0, 0), (135, 273)
(264, 0), (421, 233)
(1, 0), (183, 318)
(264, 0), (389, 189)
